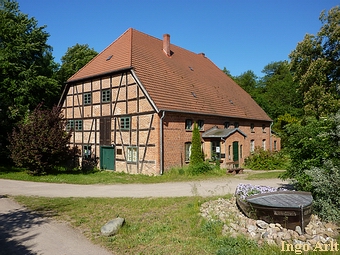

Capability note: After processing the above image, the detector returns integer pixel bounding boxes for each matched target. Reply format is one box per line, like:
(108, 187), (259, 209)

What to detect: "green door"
(100, 146), (115, 170)
(232, 141), (239, 167)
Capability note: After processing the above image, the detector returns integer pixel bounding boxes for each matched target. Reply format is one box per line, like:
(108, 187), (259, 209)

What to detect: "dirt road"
(0, 175), (289, 255)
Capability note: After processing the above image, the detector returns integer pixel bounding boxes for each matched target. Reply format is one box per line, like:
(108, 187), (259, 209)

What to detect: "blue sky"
(18, 0), (339, 77)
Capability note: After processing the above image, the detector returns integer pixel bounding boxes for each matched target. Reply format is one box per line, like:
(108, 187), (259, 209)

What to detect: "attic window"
(106, 55), (113, 61)
(189, 66), (194, 71)
(191, 92), (197, 98)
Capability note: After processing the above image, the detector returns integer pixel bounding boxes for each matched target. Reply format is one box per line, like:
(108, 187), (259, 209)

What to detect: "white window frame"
(127, 146), (138, 163)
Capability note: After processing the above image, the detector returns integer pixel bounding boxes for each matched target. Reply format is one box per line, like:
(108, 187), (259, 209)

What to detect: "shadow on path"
(0, 195), (48, 255)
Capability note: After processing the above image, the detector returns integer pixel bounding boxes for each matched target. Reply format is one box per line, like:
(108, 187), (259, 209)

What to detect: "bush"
(307, 160), (340, 223)
(188, 162), (213, 175)
(8, 105), (76, 175)
(244, 147), (289, 170)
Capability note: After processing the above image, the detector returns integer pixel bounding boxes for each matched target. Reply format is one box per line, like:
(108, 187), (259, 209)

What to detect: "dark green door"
(232, 141), (239, 167)
(100, 146), (115, 170)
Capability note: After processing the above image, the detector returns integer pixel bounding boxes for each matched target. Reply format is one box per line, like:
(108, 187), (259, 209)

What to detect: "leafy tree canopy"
(289, 6), (340, 119)
(56, 43), (98, 85)
(260, 61), (303, 120)
(0, 0), (60, 158)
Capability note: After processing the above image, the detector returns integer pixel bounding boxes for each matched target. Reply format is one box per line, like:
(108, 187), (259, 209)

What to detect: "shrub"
(307, 160), (340, 223)
(8, 105), (76, 175)
(244, 147), (289, 170)
(188, 162), (213, 175)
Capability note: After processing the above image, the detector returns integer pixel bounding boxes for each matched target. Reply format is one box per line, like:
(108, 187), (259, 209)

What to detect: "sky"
(18, 0), (339, 78)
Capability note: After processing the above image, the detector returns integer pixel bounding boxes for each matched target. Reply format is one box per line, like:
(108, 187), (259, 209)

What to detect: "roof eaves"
(158, 109), (272, 122)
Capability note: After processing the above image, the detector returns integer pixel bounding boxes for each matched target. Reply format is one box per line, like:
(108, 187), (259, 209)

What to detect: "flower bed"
(235, 183), (289, 201)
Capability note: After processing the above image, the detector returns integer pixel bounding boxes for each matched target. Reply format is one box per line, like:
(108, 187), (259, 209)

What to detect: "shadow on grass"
(0, 196), (50, 255)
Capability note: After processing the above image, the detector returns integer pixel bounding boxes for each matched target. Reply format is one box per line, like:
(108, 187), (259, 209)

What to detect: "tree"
(0, 0), (60, 159)
(189, 123), (204, 166)
(282, 114), (340, 191)
(233, 70), (259, 95)
(260, 61), (303, 120)
(289, 6), (340, 119)
(8, 105), (75, 175)
(56, 43), (98, 84)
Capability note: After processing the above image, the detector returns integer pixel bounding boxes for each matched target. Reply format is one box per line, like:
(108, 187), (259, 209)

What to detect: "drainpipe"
(160, 111), (166, 175)
(269, 121), (273, 152)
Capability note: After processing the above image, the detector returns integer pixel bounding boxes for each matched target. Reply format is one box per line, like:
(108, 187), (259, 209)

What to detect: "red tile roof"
(67, 28), (271, 121)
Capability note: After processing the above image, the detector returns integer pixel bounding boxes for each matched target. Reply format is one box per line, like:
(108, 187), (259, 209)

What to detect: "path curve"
(0, 177), (289, 198)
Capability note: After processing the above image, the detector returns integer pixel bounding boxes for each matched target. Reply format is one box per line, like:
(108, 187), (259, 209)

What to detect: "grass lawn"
(14, 195), (288, 255)
(0, 166), (286, 185)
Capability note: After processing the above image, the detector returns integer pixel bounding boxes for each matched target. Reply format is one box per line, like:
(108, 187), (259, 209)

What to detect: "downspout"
(269, 121), (273, 152)
(160, 110), (166, 175)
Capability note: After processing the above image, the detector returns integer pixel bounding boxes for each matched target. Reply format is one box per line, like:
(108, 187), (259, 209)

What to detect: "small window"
(185, 142), (192, 161)
(274, 140), (277, 151)
(75, 120), (83, 131)
(250, 140), (255, 152)
(211, 140), (221, 160)
(250, 123), (255, 132)
(240, 145), (243, 158)
(102, 89), (111, 102)
(185, 119), (193, 130)
(262, 139), (266, 150)
(120, 117), (131, 130)
(127, 146), (138, 162)
(197, 120), (204, 130)
(117, 148), (122, 155)
(84, 93), (91, 105)
(234, 122), (239, 128)
(224, 122), (230, 129)
(66, 120), (74, 131)
(83, 145), (91, 159)
(262, 124), (266, 133)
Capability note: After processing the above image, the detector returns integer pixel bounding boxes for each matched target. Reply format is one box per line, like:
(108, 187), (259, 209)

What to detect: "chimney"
(163, 34), (170, 56)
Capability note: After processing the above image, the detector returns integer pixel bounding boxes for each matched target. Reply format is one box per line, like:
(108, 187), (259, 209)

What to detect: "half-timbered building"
(59, 28), (280, 175)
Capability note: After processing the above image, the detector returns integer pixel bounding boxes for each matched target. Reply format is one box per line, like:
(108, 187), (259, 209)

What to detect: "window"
(185, 142), (192, 161)
(83, 145), (91, 159)
(262, 124), (266, 133)
(234, 122), (239, 128)
(120, 117), (131, 130)
(211, 140), (221, 160)
(75, 120), (83, 131)
(185, 119), (193, 130)
(84, 93), (91, 105)
(228, 145), (231, 160)
(274, 140), (277, 151)
(250, 123), (254, 132)
(262, 139), (266, 150)
(66, 120), (74, 131)
(250, 140), (255, 152)
(240, 145), (243, 158)
(102, 89), (111, 102)
(127, 146), (138, 162)
(224, 122), (230, 129)
(197, 120), (204, 130)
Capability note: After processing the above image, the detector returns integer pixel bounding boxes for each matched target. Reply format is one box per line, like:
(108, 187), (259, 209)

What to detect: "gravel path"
(0, 174), (290, 255)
